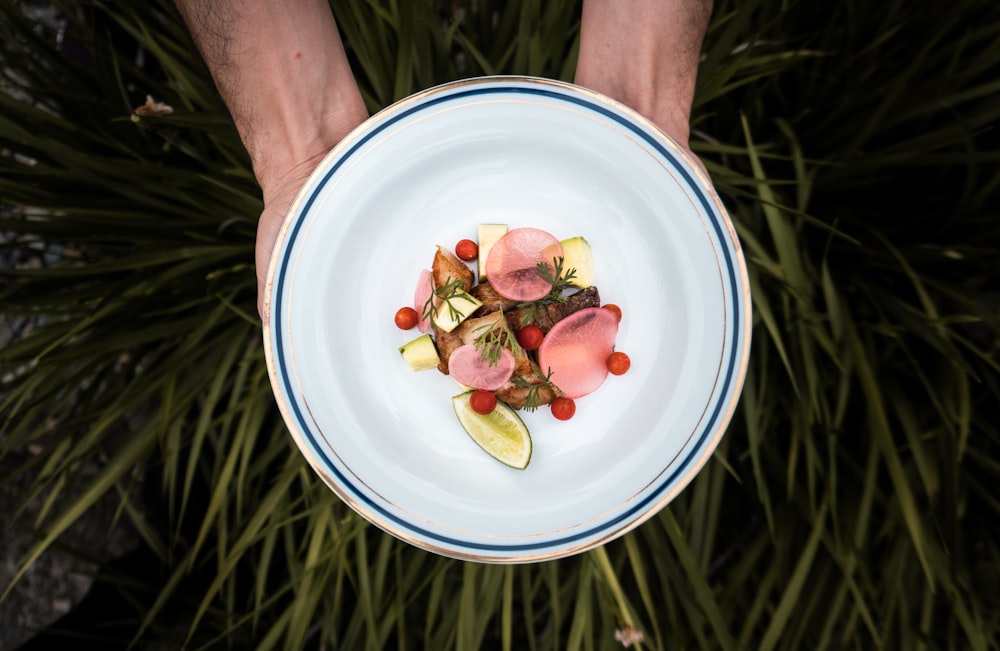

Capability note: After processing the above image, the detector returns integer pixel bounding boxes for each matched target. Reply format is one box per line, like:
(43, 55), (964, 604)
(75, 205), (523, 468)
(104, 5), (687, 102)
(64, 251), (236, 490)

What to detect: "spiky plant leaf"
(2, 0), (998, 649)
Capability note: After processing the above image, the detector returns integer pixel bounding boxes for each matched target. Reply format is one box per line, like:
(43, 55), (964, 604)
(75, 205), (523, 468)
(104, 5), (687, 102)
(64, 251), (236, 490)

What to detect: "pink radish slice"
(485, 228), (563, 301)
(413, 269), (432, 332)
(537, 307), (619, 399)
(448, 344), (516, 390)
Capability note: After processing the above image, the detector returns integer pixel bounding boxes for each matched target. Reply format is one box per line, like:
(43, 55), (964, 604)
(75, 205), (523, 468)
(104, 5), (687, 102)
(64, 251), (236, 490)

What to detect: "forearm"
(174, 0), (367, 200)
(575, 0), (712, 146)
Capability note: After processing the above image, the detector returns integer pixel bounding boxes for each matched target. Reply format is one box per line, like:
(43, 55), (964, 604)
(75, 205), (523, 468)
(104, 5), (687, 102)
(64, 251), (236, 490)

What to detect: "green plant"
(2, 0), (998, 649)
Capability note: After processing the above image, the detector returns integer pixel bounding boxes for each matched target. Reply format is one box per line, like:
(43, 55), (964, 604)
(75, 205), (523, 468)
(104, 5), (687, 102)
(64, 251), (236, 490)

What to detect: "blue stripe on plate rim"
(269, 77), (749, 558)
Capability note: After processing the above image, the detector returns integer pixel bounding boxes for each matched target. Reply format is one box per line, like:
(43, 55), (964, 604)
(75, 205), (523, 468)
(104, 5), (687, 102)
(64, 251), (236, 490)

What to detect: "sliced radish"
(485, 228), (563, 301)
(447, 344), (516, 391)
(413, 269), (432, 332)
(537, 307), (619, 399)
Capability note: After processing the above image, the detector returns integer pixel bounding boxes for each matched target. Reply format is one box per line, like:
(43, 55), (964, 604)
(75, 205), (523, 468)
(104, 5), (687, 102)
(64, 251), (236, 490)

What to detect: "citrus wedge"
(452, 391), (532, 469)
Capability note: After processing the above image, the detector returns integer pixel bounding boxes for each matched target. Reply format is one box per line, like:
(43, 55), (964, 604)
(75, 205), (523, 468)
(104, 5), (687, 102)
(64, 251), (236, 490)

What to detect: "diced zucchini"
(431, 291), (482, 333)
(399, 333), (440, 371)
(477, 224), (508, 280)
(559, 236), (593, 288)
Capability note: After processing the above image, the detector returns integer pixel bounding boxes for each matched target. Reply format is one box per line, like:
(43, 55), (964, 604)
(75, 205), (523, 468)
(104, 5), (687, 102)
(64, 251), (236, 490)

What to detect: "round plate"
(263, 77), (751, 563)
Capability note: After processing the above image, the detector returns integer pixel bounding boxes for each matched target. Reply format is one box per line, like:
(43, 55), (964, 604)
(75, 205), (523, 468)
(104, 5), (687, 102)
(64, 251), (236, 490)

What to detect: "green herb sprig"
(511, 365), (562, 411)
(473, 307), (523, 366)
(517, 256), (577, 325)
(421, 276), (467, 323)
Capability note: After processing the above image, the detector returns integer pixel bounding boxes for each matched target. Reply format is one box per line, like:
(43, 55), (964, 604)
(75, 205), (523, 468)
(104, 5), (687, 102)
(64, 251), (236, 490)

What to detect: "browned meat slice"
(468, 281), (521, 315)
(432, 327), (461, 375)
(494, 358), (557, 410)
(432, 245), (473, 292)
(508, 286), (601, 332)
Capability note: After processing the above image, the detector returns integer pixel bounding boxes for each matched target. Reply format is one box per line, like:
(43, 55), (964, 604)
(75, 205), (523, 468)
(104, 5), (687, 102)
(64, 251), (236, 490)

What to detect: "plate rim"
(263, 75), (752, 563)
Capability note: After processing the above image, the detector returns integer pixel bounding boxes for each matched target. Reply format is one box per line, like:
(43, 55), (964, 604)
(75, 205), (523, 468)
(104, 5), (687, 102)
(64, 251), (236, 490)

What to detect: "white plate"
(264, 77), (751, 562)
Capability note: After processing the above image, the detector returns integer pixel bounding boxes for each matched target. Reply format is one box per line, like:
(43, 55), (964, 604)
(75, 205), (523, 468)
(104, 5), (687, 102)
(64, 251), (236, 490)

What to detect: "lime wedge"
(560, 236), (593, 288)
(452, 391), (532, 470)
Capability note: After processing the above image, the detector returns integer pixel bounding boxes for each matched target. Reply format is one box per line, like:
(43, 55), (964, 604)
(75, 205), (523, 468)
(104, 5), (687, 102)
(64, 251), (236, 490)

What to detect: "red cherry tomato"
(607, 351), (631, 375)
(516, 324), (544, 351)
(603, 304), (622, 322)
(455, 239), (479, 261)
(550, 396), (576, 421)
(469, 390), (497, 415)
(394, 306), (419, 330)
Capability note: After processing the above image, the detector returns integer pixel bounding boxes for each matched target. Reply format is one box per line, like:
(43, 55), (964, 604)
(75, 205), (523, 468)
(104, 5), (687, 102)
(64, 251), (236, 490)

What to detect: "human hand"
(253, 111), (369, 322)
(251, 121), (369, 328)
(254, 153), (329, 323)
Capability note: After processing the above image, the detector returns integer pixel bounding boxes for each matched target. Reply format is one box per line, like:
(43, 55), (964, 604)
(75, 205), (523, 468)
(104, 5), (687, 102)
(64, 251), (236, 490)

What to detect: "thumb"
(256, 199), (293, 325)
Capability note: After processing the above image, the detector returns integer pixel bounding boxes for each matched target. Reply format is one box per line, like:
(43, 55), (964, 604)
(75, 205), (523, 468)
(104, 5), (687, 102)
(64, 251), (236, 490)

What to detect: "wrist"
(575, 0), (711, 148)
(575, 70), (694, 147)
(251, 98), (368, 204)
(233, 34), (368, 199)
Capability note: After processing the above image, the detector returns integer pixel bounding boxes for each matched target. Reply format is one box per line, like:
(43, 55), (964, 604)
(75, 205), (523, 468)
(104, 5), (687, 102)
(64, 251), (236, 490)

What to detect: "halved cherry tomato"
(516, 324), (544, 351)
(607, 351), (631, 375)
(455, 239), (479, 261)
(394, 306), (419, 330)
(550, 396), (576, 421)
(469, 389), (497, 415)
(603, 303), (622, 322)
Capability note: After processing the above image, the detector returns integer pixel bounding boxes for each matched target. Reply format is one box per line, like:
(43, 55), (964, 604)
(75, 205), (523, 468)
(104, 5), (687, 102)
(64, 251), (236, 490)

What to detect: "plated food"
(263, 77), (750, 562)
(395, 226), (631, 469)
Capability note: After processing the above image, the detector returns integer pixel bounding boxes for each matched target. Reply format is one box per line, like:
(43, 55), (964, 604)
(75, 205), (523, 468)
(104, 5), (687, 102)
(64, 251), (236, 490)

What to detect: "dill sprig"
(517, 256), (577, 324)
(537, 255), (577, 295)
(421, 276), (467, 322)
(511, 365), (562, 411)
(472, 308), (523, 367)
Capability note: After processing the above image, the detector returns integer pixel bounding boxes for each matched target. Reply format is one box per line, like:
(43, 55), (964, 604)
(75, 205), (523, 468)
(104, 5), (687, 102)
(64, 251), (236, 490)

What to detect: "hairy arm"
(575, 0), (713, 150)
(175, 0), (712, 318)
(174, 0), (368, 319)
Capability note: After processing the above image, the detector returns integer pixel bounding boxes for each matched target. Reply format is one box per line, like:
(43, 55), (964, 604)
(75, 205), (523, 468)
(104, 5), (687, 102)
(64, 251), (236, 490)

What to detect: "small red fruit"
(394, 306), (419, 330)
(516, 324), (544, 351)
(469, 390), (497, 415)
(455, 239), (479, 261)
(550, 396), (576, 421)
(607, 351), (631, 375)
(603, 304), (622, 322)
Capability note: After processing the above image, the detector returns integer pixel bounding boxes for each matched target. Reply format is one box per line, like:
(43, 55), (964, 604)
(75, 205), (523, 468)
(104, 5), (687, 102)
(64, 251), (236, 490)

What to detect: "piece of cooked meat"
(431, 245), (473, 292)
(508, 286), (601, 332)
(469, 282), (520, 315)
(494, 357), (557, 410)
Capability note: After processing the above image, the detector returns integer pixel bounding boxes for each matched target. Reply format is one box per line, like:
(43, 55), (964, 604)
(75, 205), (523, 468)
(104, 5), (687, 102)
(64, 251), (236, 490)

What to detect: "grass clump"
(2, 0), (998, 648)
